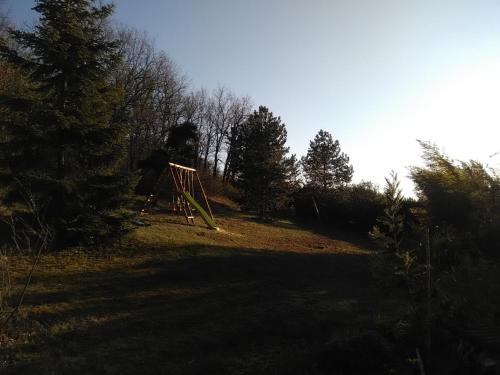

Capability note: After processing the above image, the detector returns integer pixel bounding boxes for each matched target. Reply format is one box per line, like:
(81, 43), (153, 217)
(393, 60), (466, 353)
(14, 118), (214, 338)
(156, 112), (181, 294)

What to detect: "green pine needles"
(370, 171), (419, 286)
(378, 171), (405, 253)
(0, 0), (133, 245)
(236, 106), (297, 218)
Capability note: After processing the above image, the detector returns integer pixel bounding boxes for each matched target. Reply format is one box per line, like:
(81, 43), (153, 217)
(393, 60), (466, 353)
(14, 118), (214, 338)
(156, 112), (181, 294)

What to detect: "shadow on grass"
(243, 214), (377, 251)
(2, 245), (398, 375)
(137, 196), (376, 252)
(208, 197), (241, 218)
(292, 216), (378, 249)
(138, 195), (242, 220)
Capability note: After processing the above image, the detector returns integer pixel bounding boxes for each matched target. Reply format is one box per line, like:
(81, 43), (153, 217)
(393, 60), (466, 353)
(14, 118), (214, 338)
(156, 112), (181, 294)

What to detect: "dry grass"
(0, 199), (401, 374)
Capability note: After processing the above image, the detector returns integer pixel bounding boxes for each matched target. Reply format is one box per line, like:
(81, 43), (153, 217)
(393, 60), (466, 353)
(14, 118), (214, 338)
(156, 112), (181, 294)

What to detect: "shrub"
(410, 141), (500, 259)
(294, 182), (385, 232)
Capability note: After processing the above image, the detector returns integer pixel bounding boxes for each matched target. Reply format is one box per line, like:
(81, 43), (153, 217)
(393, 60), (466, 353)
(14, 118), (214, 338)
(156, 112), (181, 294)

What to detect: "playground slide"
(182, 191), (219, 230)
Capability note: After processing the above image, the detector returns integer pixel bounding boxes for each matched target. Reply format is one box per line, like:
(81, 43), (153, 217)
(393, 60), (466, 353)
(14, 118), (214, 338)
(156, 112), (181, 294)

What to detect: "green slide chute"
(182, 191), (219, 230)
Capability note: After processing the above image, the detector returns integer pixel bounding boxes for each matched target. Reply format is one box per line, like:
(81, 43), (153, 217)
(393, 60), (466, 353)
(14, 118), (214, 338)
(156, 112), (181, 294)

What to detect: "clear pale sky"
(4, 0), (500, 195)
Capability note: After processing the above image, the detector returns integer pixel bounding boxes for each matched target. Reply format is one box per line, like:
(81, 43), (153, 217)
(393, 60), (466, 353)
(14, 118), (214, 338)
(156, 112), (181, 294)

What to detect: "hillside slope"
(2, 198), (399, 374)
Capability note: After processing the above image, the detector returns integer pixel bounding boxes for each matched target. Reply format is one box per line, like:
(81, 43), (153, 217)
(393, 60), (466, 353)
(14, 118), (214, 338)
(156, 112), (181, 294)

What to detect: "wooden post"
(312, 195), (320, 220)
(195, 170), (214, 220)
(167, 162), (216, 226)
(140, 168), (170, 215)
(425, 226), (432, 365)
(169, 164), (193, 224)
(191, 171), (195, 197)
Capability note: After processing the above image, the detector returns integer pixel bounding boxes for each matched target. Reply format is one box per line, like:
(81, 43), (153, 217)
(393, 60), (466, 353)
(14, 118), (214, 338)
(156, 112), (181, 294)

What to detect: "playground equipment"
(141, 162), (219, 230)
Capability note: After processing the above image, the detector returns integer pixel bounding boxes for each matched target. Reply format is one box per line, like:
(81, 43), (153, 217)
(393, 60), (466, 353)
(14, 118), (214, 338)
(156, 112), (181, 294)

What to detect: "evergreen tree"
(370, 172), (419, 290)
(165, 121), (199, 168)
(224, 120), (244, 184)
(0, 0), (132, 245)
(284, 153), (302, 191)
(237, 106), (292, 218)
(410, 141), (500, 257)
(135, 122), (198, 195)
(371, 171), (405, 253)
(301, 129), (353, 192)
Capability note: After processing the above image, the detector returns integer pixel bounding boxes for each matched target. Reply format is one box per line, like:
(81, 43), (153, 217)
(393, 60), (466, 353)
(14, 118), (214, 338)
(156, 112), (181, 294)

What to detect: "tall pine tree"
(301, 129), (353, 192)
(237, 106), (294, 218)
(0, 0), (132, 245)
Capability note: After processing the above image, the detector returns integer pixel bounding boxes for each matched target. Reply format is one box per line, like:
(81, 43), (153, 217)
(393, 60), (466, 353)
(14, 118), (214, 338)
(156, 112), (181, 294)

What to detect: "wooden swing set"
(141, 162), (218, 230)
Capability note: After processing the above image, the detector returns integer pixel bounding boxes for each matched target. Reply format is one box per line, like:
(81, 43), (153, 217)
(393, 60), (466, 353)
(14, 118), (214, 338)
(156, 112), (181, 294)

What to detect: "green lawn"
(1, 199), (403, 374)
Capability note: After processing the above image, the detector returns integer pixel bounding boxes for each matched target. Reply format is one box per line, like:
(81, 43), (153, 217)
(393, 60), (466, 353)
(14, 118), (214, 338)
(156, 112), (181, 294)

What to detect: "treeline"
(0, 0), (402, 244)
(0, 1), (254, 180)
(293, 129), (382, 232)
(2, 3), (500, 368)
(0, 0), (303, 244)
(114, 27), (252, 177)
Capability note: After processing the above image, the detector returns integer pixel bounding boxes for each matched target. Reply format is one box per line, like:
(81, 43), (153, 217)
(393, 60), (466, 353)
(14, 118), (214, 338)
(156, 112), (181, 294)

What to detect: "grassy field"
(1, 197), (403, 374)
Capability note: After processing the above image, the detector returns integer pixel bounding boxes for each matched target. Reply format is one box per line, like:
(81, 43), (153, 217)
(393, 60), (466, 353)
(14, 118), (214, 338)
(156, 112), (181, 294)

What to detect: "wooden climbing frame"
(141, 162), (215, 227)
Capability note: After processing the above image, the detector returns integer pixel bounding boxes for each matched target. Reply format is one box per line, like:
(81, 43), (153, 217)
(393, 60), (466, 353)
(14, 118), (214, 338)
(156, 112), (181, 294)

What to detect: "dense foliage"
(370, 172), (406, 252)
(0, 0), (132, 244)
(301, 129), (353, 192)
(411, 140), (500, 259)
(295, 182), (385, 232)
(135, 121), (199, 195)
(368, 143), (500, 372)
(234, 106), (298, 218)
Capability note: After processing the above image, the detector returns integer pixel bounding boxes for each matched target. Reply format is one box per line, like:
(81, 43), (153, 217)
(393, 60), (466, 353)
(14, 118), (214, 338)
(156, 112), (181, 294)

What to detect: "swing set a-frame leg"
(166, 162), (218, 229)
(170, 164), (195, 225)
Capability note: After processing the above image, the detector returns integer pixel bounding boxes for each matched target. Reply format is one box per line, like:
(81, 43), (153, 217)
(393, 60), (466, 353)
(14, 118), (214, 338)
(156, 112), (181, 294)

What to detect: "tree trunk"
(258, 205), (264, 219)
(212, 144), (220, 178)
(222, 147), (231, 183)
(194, 138), (201, 169)
(203, 146), (209, 171)
(129, 135), (135, 171)
(322, 163), (327, 193)
(58, 78), (67, 179)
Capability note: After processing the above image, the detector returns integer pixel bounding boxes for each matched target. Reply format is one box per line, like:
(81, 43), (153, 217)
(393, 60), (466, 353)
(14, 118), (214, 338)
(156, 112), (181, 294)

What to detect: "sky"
(4, 0), (500, 195)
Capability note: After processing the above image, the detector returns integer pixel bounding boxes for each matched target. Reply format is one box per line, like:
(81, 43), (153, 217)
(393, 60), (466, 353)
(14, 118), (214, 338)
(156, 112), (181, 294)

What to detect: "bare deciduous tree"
(153, 52), (188, 148)
(183, 88), (209, 168)
(223, 95), (252, 182)
(210, 86), (232, 177)
(113, 27), (158, 170)
(113, 27), (188, 169)
(110, 25), (254, 178)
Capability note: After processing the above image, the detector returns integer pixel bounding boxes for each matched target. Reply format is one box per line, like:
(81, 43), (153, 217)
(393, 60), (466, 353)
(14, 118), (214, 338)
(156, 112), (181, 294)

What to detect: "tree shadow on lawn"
(3, 245), (400, 374)
(137, 196), (376, 251)
(244, 215), (376, 251)
(208, 197), (241, 218)
(138, 194), (242, 222)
